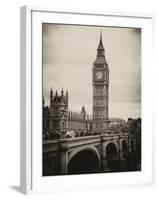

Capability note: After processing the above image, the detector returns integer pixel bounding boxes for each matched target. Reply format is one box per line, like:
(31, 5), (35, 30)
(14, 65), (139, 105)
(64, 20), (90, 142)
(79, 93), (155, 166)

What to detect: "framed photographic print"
(20, 6), (154, 194)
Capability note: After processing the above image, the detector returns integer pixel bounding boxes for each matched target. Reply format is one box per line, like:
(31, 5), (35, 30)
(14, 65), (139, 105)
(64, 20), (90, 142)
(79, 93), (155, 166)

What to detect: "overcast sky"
(43, 24), (141, 120)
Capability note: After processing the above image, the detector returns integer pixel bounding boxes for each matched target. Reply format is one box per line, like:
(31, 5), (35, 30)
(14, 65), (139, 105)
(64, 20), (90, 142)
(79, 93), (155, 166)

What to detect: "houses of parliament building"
(43, 32), (109, 138)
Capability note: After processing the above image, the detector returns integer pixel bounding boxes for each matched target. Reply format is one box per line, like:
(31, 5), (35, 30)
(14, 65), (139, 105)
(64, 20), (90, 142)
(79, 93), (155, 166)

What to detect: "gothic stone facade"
(43, 90), (91, 138)
(43, 33), (109, 137)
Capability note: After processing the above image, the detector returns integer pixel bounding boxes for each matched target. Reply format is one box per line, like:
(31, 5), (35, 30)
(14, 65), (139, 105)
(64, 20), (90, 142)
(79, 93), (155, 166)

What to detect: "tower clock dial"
(96, 71), (103, 80)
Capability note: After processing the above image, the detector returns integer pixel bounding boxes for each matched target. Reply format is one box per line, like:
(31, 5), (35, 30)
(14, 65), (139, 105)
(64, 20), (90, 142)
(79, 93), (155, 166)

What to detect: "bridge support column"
(60, 151), (68, 175)
(101, 143), (108, 172)
(118, 137), (122, 160)
(101, 155), (108, 172)
(119, 147), (122, 160)
(118, 140), (122, 161)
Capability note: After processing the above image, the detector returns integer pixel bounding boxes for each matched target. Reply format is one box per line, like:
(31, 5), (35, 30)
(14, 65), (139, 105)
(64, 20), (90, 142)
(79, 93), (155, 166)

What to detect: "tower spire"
(100, 29), (102, 41)
(98, 30), (104, 50)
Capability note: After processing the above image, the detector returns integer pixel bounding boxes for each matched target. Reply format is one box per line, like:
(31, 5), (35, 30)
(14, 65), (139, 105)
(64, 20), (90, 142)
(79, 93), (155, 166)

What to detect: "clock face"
(96, 71), (103, 80)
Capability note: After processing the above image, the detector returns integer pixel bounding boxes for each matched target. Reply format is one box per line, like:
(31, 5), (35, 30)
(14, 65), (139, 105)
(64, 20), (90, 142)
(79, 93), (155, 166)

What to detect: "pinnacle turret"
(61, 88), (64, 97)
(50, 88), (53, 97)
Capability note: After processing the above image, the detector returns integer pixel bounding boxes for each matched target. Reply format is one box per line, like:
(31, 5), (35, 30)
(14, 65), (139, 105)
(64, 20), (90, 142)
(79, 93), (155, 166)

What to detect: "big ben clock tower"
(92, 32), (109, 133)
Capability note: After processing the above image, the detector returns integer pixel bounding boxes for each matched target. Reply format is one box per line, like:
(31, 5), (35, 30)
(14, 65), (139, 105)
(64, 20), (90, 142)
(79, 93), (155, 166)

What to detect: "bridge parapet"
(59, 135), (101, 150)
(43, 133), (131, 154)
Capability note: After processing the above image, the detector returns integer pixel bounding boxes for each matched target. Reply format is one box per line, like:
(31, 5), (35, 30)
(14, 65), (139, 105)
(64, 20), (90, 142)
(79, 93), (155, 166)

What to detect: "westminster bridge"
(43, 133), (141, 176)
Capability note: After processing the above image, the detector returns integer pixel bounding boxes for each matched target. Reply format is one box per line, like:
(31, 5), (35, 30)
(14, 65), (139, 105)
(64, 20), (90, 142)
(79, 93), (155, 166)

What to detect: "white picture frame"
(20, 6), (154, 194)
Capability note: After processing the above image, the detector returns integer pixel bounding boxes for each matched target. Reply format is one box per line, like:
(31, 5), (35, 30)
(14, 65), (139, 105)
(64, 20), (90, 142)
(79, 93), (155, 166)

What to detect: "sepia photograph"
(42, 23), (141, 176)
